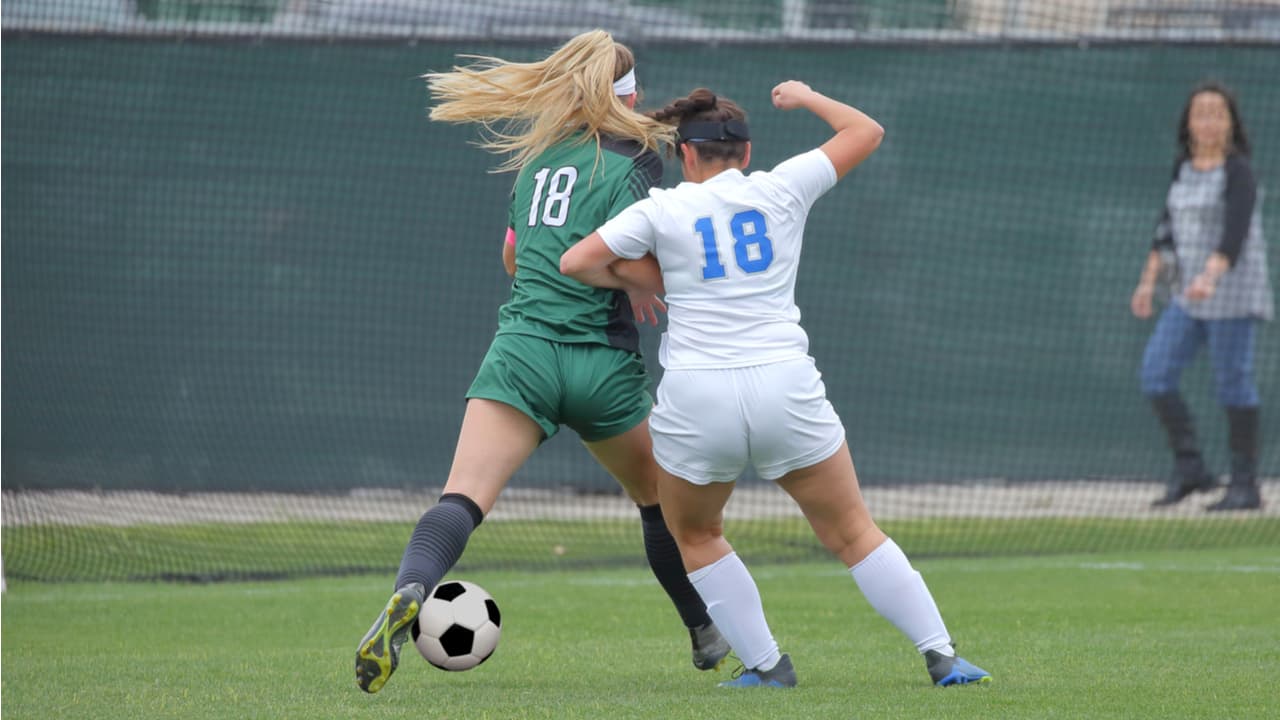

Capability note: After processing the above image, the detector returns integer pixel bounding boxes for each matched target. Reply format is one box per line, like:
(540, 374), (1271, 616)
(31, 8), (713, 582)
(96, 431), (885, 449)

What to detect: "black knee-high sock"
(639, 503), (711, 629)
(395, 493), (484, 592)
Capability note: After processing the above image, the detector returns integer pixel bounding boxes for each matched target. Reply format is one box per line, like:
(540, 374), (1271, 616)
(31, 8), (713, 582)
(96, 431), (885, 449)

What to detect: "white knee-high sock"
(688, 552), (781, 671)
(849, 538), (952, 655)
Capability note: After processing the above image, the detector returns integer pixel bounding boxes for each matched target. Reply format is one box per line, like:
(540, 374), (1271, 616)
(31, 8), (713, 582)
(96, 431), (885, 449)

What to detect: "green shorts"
(466, 333), (653, 443)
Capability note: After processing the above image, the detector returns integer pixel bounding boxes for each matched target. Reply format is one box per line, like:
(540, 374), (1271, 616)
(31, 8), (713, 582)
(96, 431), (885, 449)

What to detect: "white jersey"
(597, 149), (838, 370)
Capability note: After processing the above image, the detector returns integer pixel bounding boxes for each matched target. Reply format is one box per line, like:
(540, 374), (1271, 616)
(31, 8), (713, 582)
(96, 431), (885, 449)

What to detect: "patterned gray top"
(1155, 156), (1273, 321)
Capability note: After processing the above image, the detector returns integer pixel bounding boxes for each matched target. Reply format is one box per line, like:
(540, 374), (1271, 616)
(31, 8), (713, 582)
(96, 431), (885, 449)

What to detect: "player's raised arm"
(771, 80), (883, 179)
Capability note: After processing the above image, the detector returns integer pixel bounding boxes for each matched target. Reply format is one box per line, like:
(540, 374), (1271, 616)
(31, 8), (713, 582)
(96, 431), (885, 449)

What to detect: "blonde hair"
(426, 30), (676, 173)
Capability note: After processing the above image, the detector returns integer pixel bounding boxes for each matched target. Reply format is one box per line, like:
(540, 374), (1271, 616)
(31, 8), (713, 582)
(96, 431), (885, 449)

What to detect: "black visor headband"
(677, 119), (751, 143)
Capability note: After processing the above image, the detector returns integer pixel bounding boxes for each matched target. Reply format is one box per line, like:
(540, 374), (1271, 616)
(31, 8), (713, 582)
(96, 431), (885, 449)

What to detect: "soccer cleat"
(690, 622), (731, 671)
(925, 647), (992, 687)
(718, 653), (797, 688)
(355, 582), (426, 693)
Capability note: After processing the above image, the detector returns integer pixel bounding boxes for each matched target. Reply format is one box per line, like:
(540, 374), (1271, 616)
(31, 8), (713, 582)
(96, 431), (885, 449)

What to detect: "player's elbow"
(862, 121), (885, 151)
(559, 251), (584, 279)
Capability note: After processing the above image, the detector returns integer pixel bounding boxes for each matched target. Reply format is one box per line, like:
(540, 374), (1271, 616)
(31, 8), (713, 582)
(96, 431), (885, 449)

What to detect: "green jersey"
(500, 132), (663, 353)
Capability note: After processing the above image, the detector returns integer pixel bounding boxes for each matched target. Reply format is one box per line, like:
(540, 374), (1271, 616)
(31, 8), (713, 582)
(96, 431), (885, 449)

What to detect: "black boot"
(1149, 393), (1219, 507)
(1207, 407), (1263, 511)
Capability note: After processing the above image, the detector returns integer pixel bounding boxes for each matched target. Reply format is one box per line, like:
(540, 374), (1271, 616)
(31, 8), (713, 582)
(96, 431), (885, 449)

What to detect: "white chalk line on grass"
(1072, 561), (1280, 574)
(7, 557), (1274, 604)
(935, 556), (1280, 576)
(4, 583), (315, 605)
(492, 557), (1280, 591)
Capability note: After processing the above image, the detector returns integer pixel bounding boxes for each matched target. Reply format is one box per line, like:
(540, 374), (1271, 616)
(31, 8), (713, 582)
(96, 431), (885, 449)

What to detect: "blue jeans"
(1140, 302), (1260, 407)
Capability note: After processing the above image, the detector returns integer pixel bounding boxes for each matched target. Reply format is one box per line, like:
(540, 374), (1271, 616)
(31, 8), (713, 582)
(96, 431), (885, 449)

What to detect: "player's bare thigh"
(656, 468), (736, 571)
(775, 441), (886, 567)
(582, 416), (662, 506)
(443, 398), (543, 515)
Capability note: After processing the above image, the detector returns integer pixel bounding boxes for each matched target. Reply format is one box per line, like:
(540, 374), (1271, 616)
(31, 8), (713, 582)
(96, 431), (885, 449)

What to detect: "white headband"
(613, 68), (636, 96)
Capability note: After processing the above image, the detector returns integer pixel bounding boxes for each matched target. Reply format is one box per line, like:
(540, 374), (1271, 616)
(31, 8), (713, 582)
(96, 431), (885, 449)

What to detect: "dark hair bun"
(688, 88), (718, 113)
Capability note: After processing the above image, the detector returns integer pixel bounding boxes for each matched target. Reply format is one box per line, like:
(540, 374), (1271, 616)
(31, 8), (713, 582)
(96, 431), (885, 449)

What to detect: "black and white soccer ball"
(412, 580), (502, 671)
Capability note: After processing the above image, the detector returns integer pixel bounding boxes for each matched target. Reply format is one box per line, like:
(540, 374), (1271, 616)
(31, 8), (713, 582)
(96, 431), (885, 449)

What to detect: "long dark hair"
(648, 88), (748, 162)
(1176, 80), (1251, 162)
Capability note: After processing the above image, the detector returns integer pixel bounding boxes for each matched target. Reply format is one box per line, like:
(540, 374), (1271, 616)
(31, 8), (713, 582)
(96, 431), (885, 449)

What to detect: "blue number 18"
(694, 210), (774, 280)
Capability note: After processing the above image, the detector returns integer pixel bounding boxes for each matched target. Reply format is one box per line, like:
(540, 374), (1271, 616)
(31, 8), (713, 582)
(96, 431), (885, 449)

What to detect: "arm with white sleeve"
(560, 199), (667, 325)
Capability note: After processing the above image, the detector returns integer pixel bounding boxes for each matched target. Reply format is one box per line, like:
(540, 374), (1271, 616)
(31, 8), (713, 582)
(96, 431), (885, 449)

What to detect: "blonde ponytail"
(426, 30), (676, 172)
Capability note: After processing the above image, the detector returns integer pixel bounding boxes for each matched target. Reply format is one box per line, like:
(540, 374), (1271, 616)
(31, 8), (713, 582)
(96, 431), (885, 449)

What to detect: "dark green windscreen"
(4, 4), (1278, 581)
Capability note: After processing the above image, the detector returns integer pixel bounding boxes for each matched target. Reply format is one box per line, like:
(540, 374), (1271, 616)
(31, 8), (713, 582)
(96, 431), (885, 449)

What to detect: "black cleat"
(690, 622), (731, 671)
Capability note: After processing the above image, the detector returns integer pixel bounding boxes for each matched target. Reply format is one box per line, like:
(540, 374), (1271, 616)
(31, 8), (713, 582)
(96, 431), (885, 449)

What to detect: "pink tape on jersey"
(505, 228), (517, 247)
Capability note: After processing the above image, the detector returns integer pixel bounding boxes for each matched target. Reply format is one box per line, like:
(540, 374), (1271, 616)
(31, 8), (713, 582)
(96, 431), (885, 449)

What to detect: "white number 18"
(527, 166), (578, 227)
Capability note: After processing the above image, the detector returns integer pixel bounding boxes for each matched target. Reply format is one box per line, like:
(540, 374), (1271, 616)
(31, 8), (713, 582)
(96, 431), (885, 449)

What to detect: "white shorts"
(650, 357), (846, 484)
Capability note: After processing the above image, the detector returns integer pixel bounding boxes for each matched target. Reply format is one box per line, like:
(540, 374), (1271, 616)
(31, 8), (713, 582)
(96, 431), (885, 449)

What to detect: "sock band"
(440, 492), (485, 527)
(688, 550), (736, 584)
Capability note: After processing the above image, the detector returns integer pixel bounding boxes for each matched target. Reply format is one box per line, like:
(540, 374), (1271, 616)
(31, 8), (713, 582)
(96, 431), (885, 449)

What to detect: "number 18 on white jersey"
(597, 149), (839, 371)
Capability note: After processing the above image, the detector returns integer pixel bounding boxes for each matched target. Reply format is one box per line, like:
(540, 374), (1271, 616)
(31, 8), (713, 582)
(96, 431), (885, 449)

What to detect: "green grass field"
(3, 546), (1276, 719)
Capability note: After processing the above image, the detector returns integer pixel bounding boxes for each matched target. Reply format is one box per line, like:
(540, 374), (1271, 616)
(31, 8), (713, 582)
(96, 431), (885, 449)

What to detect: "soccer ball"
(412, 580), (502, 671)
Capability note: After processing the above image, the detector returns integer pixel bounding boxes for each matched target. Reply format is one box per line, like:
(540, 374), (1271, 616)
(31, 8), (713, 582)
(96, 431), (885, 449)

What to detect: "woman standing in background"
(1131, 80), (1272, 511)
